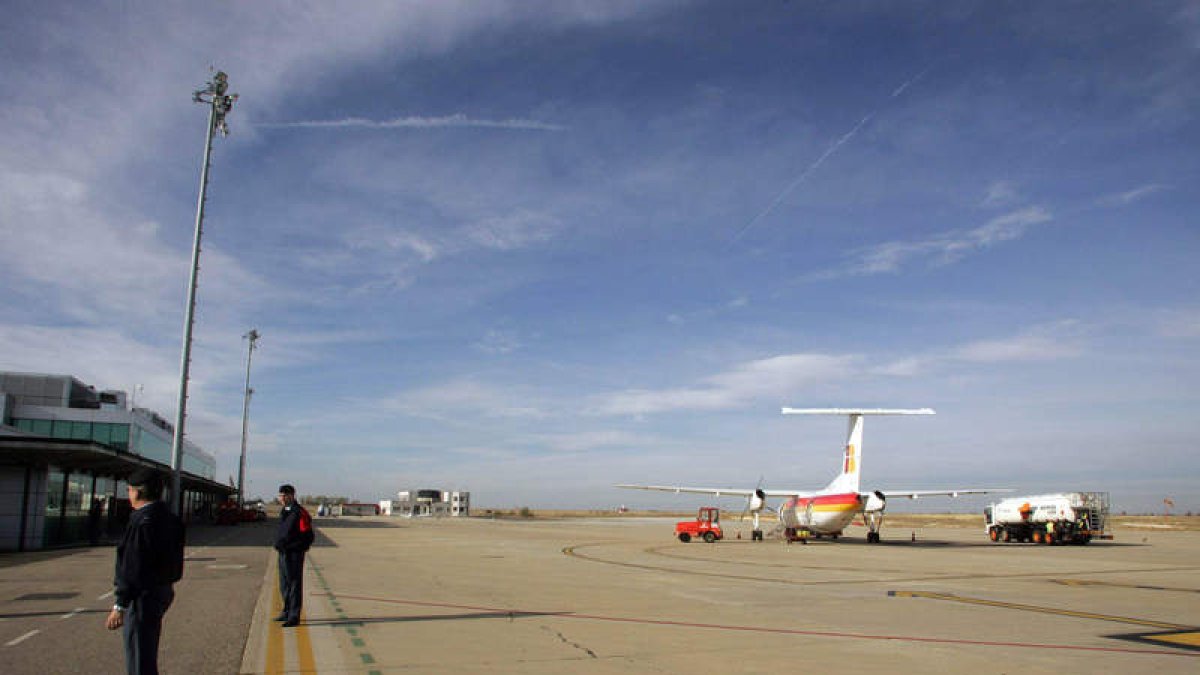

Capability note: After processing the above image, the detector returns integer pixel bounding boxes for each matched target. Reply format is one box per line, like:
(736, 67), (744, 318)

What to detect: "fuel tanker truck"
(984, 492), (1111, 545)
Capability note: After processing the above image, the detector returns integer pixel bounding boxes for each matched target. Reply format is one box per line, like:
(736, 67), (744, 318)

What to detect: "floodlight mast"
(170, 71), (237, 516)
(236, 329), (260, 507)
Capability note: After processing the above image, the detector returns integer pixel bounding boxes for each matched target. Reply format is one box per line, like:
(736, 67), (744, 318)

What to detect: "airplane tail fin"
(780, 408), (935, 495)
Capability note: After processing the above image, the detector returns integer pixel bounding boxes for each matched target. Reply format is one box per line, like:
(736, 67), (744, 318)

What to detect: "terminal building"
(0, 372), (234, 551)
(380, 489), (470, 517)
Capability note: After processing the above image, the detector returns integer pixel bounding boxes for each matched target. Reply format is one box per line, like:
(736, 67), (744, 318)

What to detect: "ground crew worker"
(275, 484), (314, 627)
(106, 468), (185, 675)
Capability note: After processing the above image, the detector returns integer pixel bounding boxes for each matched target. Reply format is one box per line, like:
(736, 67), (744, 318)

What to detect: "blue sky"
(2, 2), (1197, 512)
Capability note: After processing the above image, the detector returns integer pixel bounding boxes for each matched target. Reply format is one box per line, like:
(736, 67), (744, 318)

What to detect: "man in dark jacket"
(275, 484), (314, 627)
(106, 468), (185, 675)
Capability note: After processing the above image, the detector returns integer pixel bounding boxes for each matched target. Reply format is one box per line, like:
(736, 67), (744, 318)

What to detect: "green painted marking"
(360, 653), (376, 664)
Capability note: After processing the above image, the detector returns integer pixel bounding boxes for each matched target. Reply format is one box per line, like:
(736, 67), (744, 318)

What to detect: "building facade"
(384, 489), (470, 517)
(0, 372), (233, 551)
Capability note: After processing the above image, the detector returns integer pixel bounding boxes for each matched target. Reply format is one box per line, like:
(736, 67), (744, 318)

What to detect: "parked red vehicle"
(675, 507), (723, 543)
(216, 499), (267, 525)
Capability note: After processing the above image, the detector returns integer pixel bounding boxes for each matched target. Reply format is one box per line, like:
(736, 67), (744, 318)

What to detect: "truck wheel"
(1032, 529), (1044, 544)
(1045, 531), (1055, 545)
(703, 532), (716, 543)
(678, 533), (691, 543)
(989, 527), (1000, 542)
(1002, 528), (1012, 543)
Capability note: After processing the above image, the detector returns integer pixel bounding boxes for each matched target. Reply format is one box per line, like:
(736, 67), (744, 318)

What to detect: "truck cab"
(676, 506), (722, 543)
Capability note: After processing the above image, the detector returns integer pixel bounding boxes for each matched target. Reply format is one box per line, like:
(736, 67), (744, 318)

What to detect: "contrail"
(258, 113), (566, 132)
(730, 66), (931, 243)
(890, 67), (930, 98)
(731, 113), (874, 243)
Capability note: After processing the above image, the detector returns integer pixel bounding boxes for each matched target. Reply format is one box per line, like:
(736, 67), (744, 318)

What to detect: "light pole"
(170, 71), (237, 515)
(237, 329), (260, 507)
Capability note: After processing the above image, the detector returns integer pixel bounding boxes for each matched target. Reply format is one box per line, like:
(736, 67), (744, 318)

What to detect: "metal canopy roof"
(0, 436), (235, 495)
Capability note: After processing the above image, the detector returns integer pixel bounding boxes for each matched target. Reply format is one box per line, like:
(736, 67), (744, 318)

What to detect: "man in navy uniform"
(275, 484), (314, 627)
(105, 468), (185, 675)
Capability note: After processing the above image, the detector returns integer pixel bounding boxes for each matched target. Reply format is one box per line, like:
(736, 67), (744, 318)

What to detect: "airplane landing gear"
(865, 510), (884, 543)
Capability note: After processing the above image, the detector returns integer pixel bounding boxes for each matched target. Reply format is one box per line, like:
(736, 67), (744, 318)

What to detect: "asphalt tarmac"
(0, 519), (271, 674)
(241, 516), (1199, 674)
(4, 516), (1198, 673)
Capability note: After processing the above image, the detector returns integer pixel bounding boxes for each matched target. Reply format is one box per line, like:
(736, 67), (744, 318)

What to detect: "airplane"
(617, 408), (1005, 543)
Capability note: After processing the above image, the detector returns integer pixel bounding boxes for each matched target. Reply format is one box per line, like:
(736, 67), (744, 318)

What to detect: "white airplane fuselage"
(777, 492), (862, 535)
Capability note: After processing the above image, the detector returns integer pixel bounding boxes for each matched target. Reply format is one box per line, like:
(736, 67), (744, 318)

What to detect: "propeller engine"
(740, 483), (769, 541)
(863, 490), (887, 543)
(863, 490), (886, 513)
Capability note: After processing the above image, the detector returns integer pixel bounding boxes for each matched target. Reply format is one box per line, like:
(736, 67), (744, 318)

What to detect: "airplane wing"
(877, 488), (1010, 499)
(615, 484), (811, 498)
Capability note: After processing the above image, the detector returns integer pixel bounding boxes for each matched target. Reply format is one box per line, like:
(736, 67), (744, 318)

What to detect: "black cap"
(128, 467), (162, 489)
(278, 484), (295, 495)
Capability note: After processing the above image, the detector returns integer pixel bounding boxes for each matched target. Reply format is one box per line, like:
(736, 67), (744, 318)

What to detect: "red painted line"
(327, 592), (1198, 658)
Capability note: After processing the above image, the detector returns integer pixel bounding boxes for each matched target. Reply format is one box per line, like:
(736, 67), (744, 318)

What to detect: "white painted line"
(97, 590), (114, 601)
(60, 607), (85, 620)
(6, 630), (39, 647)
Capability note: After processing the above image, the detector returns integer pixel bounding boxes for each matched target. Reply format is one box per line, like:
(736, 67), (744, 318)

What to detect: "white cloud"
(1097, 183), (1168, 207)
(981, 180), (1018, 208)
(952, 333), (1082, 362)
(0, 324), (180, 413)
(381, 379), (548, 420)
(533, 429), (651, 453)
(381, 232), (441, 262)
(877, 322), (1086, 376)
(593, 353), (856, 416)
(465, 210), (561, 251)
(257, 114), (566, 132)
(476, 329), (523, 355)
(0, 169), (185, 324)
(663, 297), (750, 326)
(827, 206), (1053, 278)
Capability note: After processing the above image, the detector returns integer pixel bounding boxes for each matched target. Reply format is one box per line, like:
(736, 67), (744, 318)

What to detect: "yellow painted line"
(890, 590), (1189, 630)
(295, 607), (316, 673)
(1148, 632), (1200, 648)
(1052, 579), (1200, 594)
(265, 567), (284, 675)
(263, 560), (318, 674)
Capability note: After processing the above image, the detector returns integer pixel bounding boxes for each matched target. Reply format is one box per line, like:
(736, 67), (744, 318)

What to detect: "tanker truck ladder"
(1079, 491), (1113, 540)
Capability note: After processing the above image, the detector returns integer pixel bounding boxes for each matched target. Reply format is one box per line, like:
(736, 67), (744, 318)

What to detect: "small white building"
(448, 491), (470, 517)
(386, 488), (470, 517)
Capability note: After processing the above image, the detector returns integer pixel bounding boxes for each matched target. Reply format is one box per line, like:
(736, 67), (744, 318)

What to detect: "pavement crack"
(541, 624), (598, 658)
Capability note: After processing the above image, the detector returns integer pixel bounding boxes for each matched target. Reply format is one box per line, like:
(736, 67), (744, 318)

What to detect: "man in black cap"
(275, 484), (314, 627)
(106, 467), (185, 675)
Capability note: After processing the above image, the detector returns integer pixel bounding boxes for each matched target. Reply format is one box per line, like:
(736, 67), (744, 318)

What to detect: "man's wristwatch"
(113, 604), (126, 613)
